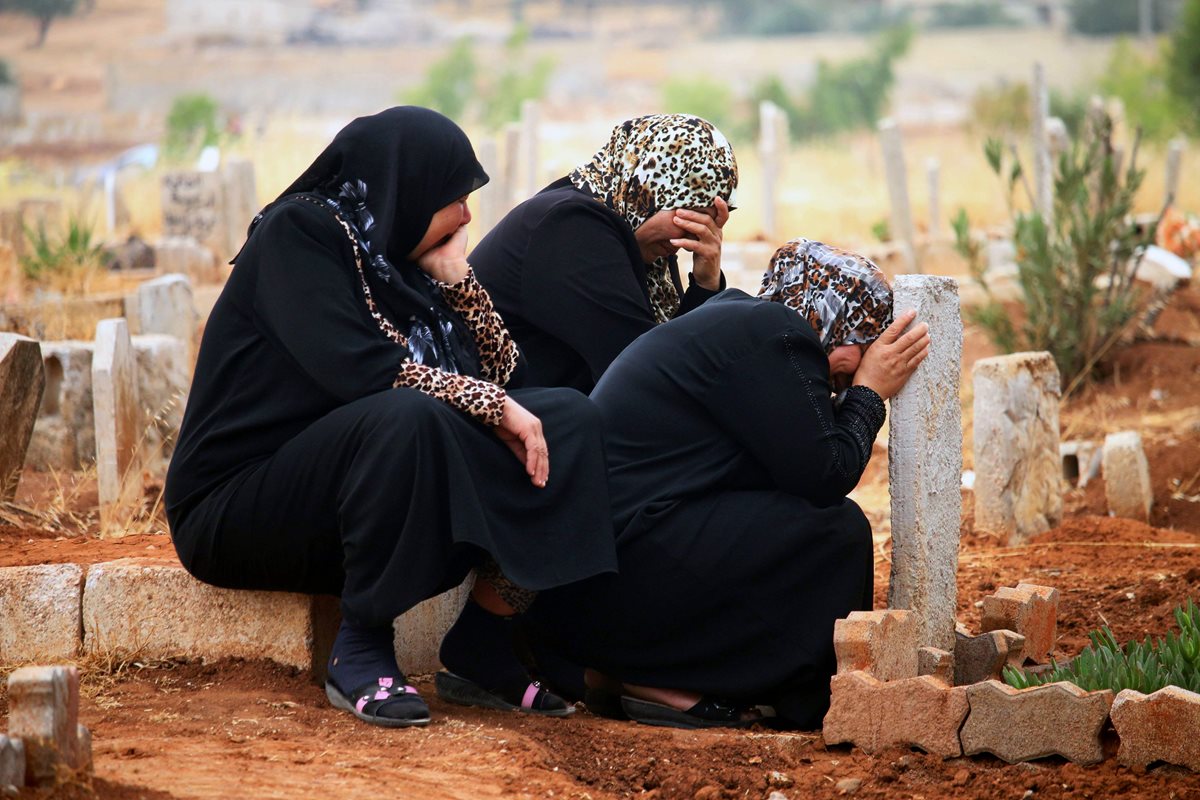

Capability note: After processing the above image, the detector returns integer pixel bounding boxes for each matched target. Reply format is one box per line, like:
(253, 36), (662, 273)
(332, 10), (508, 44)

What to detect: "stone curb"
(1111, 685), (1200, 772)
(960, 680), (1113, 764)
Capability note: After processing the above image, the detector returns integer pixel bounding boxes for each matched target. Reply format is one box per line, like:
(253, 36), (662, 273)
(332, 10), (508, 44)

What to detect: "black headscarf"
(250, 106), (490, 375)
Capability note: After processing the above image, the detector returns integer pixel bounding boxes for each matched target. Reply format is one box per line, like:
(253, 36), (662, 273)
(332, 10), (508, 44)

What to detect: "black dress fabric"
(469, 178), (723, 393)
(528, 290), (883, 728)
(165, 108), (617, 630)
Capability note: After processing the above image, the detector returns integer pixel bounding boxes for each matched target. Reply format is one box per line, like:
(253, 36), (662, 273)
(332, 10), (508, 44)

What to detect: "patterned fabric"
(758, 239), (893, 354)
(286, 194), (510, 426)
(569, 114), (739, 324)
(476, 559), (537, 614)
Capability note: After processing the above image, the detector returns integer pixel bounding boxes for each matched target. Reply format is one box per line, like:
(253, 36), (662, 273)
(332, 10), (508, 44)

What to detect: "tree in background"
(0, 0), (80, 48)
(1167, 0), (1200, 132)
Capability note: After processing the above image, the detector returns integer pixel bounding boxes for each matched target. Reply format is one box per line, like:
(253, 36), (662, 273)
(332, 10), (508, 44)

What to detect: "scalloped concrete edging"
(1111, 685), (1200, 772)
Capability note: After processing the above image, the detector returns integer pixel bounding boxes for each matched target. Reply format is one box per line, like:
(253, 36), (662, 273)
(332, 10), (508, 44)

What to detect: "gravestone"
(503, 123), (521, 211)
(887, 275), (963, 651)
(0, 334), (45, 501)
(972, 352), (1062, 543)
(92, 319), (141, 531)
(1031, 63), (1053, 225)
(133, 334), (190, 464)
(1166, 138), (1185, 207)
(161, 170), (227, 258)
(759, 101), (788, 243)
(6, 665), (90, 785)
(154, 237), (219, 285)
(1102, 431), (1152, 522)
(476, 137), (502, 236)
(926, 157), (941, 240)
(878, 119), (918, 273)
(520, 100), (541, 199)
(221, 158), (258, 259)
(138, 273), (199, 359)
(25, 341), (95, 471)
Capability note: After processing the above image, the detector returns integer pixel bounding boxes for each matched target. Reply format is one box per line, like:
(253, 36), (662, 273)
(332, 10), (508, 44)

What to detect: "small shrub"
(956, 112), (1157, 394)
(1005, 599), (1200, 694)
(21, 214), (106, 294)
(1099, 38), (1184, 142)
(405, 37), (477, 122)
(164, 93), (221, 161)
(480, 26), (555, 130)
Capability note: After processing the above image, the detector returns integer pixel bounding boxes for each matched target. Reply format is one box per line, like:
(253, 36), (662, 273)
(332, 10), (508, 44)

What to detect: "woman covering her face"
(165, 107), (616, 729)
(526, 240), (930, 729)
(469, 113), (739, 392)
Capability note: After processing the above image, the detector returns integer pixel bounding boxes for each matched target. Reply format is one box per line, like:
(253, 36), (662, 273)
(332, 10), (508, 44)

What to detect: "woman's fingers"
(879, 310), (918, 344)
(714, 196), (731, 228)
(673, 212), (719, 240)
(523, 428), (549, 487)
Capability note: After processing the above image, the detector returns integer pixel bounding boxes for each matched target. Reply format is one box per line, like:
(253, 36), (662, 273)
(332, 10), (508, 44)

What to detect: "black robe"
(165, 110), (617, 632)
(529, 290), (882, 728)
(470, 178), (723, 392)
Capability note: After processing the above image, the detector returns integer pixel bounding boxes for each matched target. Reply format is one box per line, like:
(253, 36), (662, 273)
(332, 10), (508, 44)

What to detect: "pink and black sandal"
(434, 671), (575, 717)
(325, 676), (431, 728)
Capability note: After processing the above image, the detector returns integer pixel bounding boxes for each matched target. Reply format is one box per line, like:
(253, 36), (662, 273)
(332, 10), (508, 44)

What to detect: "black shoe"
(435, 671), (575, 717)
(620, 695), (761, 730)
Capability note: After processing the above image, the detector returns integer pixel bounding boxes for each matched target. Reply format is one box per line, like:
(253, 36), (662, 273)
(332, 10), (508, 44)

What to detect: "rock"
(835, 778), (863, 794)
(0, 564), (84, 662)
(1102, 431), (1153, 522)
(105, 236), (155, 272)
(980, 583), (1060, 664)
(1060, 440), (1102, 489)
(887, 275), (963, 652)
(82, 558), (328, 671)
(767, 771), (793, 787)
(1111, 686), (1200, 772)
(833, 609), (919, 681)
(972, 352), (1062, 544)
(392, 579), (473, 675)
(954, 628), (1025, 685)
(6, 665), (84, 784)
(824, 671), (968, 758)
(0, 334), (45, 501)
(917, 646), (954, 684)
(960, 680), (1113, 764)
(0, 736), (24, 791)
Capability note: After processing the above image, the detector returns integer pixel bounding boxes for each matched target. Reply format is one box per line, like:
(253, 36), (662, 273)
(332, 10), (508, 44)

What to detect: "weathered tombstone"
(1046, 117), (1070, 160)
(972, 352), (1063, 544)
(26, 341), (95, 471)
(0, 735), (25, 791)
(926, 157), (941, 240)
(92, 318), (141, 531)
(133, 333), (190, 464)
(878, 119), (918, 273)
(1102, 431), (1153, 522)
(520, 99), (541, 199)
(476, 137), (502, 236)
(154, 236), (219, 285)
(503, 122), (522, 211)
(1165, 137), (1185, 207)
(759, 101), (786, 243)
(887, 275), (963, 651)
(160, 170), (227, 258)
(137, 273), (199, 359)
(221, 157), (258, 260)
(0, 334), (46, 501)
(393, 579), (474, 675)
(1031, 63), (1053, 225)
(6, 665), (90, 785)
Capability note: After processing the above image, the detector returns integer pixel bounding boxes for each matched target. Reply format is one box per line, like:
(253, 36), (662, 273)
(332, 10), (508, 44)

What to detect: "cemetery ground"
(1, 286), (1198, 799)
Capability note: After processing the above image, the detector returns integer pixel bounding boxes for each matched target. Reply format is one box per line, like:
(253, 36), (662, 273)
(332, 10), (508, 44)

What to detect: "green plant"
(1167, 0), (1200, 132)
(163, 93), (221, 161)
(870, 218), (891, 243)
(405, 37), (477, 122)
(1005, 599), (1200, 694)
(20, 213), (105, 293)
(1099, 38), (1184, 142)
(956, 112), (1157, 394)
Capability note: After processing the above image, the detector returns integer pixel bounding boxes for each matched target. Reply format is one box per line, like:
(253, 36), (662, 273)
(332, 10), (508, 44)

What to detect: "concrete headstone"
(0, 334), (45, 501)
(1102, 431), (1153, 522)
(93, 318), (141, 528)
(887, 275), (963, 651)
(161, 170), (227, 257)
(137, 273), (199, 359)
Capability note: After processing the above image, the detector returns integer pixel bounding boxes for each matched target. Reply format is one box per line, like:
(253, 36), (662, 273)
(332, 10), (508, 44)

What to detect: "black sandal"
(325, 676), (431, 728)
(620, 695), (761, 730)
(435, 671), (575, 717)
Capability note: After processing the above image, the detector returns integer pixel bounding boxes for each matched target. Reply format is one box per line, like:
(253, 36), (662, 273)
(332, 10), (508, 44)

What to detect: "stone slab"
(833, 609), (919, 681)
(918, 646), (954, 684)
(960, 680), (1113, 764)
(137, 273), (199, 359)
(0, 736), (25, 790)
(980, 583), (1060, 664)
(823, 671), (968, 757)
(972, 351), (1062, 544)
(6, 665), (82, 784)
(887, 275), (963, 651)
(25, 341), (95, 471)
(954, 628), (1025, 685)
(1060, 440), (1102, 489)
(1102, 431), (1153, 522)
(82, 558), (320, 670)
(0, 334), (45, 501)
(1111, 686), (1200, 772)
(92, 318), (141, 526)
(393, 577), (473, 675)
(154, 237), (219, 285)
(0, 564), (83, 662)
(160, 171), (228, 258)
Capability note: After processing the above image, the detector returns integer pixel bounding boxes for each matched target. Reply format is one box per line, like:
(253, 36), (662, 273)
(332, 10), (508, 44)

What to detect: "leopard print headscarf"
(758, 239), (893, 354)
(569, 114), (739, 324)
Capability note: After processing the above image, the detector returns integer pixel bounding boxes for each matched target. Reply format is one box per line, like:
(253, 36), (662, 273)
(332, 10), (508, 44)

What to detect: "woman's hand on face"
(494, 396), (550, 488)
(672, 195), (730, 291)
(416, 225), (471, 284)
(852, 310), (931, 400)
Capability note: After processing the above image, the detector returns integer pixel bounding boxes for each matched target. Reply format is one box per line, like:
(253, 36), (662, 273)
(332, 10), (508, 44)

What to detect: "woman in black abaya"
(530, 240), (931, 729)
(165, 107), (616, 728)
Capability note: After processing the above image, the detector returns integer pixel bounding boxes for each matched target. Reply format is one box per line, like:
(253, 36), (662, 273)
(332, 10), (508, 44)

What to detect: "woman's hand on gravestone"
(494, 396), (550, 488)
(417, 225), (471, 285)
(853, 310), (931, 400)
(673, 196), (729, 291)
